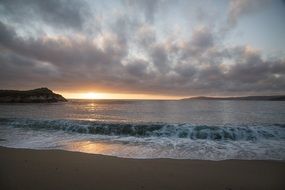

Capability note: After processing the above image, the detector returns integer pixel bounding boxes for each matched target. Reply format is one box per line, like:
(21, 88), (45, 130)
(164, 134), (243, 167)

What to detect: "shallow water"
(0, 99), (285, 160)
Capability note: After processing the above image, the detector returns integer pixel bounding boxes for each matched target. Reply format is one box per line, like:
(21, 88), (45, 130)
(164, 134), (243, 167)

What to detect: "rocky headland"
(0, 88), (67, 103)
(181, 95), (285, 101)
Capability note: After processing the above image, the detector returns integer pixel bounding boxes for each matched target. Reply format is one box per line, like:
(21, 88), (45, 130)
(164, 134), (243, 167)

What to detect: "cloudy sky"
(0, 0), (285, 99)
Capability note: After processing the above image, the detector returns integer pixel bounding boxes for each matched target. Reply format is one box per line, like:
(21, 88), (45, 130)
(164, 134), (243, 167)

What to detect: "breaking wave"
(1, 118), (284, 141)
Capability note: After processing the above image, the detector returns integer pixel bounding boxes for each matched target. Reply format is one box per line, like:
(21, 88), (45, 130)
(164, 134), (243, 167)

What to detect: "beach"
(1, 0), (285, 189)
(1, 146), (284, 190)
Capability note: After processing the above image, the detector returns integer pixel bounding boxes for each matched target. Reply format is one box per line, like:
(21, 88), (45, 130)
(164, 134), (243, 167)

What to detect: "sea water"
(0, 100), (285, 160)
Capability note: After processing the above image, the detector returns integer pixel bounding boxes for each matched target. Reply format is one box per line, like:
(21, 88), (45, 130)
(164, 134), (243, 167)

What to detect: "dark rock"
(0, 87), (67, 103)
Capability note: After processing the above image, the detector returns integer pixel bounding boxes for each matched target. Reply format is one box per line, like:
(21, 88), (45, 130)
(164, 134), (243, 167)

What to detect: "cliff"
(0, 88), (67, 103)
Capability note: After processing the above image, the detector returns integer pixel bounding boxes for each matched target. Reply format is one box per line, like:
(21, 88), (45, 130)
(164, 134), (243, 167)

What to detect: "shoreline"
(1, 146), (284, 190)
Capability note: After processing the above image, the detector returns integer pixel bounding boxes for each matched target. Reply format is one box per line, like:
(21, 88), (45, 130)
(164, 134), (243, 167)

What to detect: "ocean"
(0, 99), (285, 160)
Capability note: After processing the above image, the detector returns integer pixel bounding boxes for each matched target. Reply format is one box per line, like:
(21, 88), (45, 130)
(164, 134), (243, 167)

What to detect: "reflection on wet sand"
(64, 141), (138, 157)
(64, 140), (159, 158)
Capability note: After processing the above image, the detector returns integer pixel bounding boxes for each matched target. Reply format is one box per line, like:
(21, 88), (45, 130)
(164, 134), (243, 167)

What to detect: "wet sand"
(0, 146), (284, 190)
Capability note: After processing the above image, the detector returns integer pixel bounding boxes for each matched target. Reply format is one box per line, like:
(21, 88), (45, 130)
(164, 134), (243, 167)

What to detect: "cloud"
(0, 0), (91, 31)
(227, 0), (272, 27)
(0, 1), (284, 96)
(124, 58), (148, 78)
(125, 0), (159, 23)
(0, 19), (128, 88)
(226, 46), (285, 85)
(190, 27), (214, 53)
(135, 23), (156, 47)
(124, 0), (173, 23)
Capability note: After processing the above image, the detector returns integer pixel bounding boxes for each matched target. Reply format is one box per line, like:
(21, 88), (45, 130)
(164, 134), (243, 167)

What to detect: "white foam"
(1, 125), (285, 160)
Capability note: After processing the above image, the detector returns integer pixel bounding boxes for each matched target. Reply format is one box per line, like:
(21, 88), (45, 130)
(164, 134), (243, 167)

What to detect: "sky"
(0, 0), (285, 99)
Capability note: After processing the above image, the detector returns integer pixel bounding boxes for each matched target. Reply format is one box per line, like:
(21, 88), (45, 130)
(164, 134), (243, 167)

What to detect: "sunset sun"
(83, 92), (99, 99)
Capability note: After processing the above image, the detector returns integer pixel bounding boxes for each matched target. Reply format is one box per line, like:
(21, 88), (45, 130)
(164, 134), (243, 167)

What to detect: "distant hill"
(0, 88), (67, 103)
(181, 95), (285, 101)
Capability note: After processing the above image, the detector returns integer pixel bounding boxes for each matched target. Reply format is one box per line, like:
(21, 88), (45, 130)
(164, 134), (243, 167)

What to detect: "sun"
(83, 92), (98, 99)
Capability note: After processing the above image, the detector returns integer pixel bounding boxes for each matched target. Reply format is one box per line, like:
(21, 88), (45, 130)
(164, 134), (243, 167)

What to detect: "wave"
(0, 118), (284, 141)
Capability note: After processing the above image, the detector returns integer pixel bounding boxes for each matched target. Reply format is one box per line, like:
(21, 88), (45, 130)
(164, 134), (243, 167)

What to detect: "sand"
(0, 146), (284, 190)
